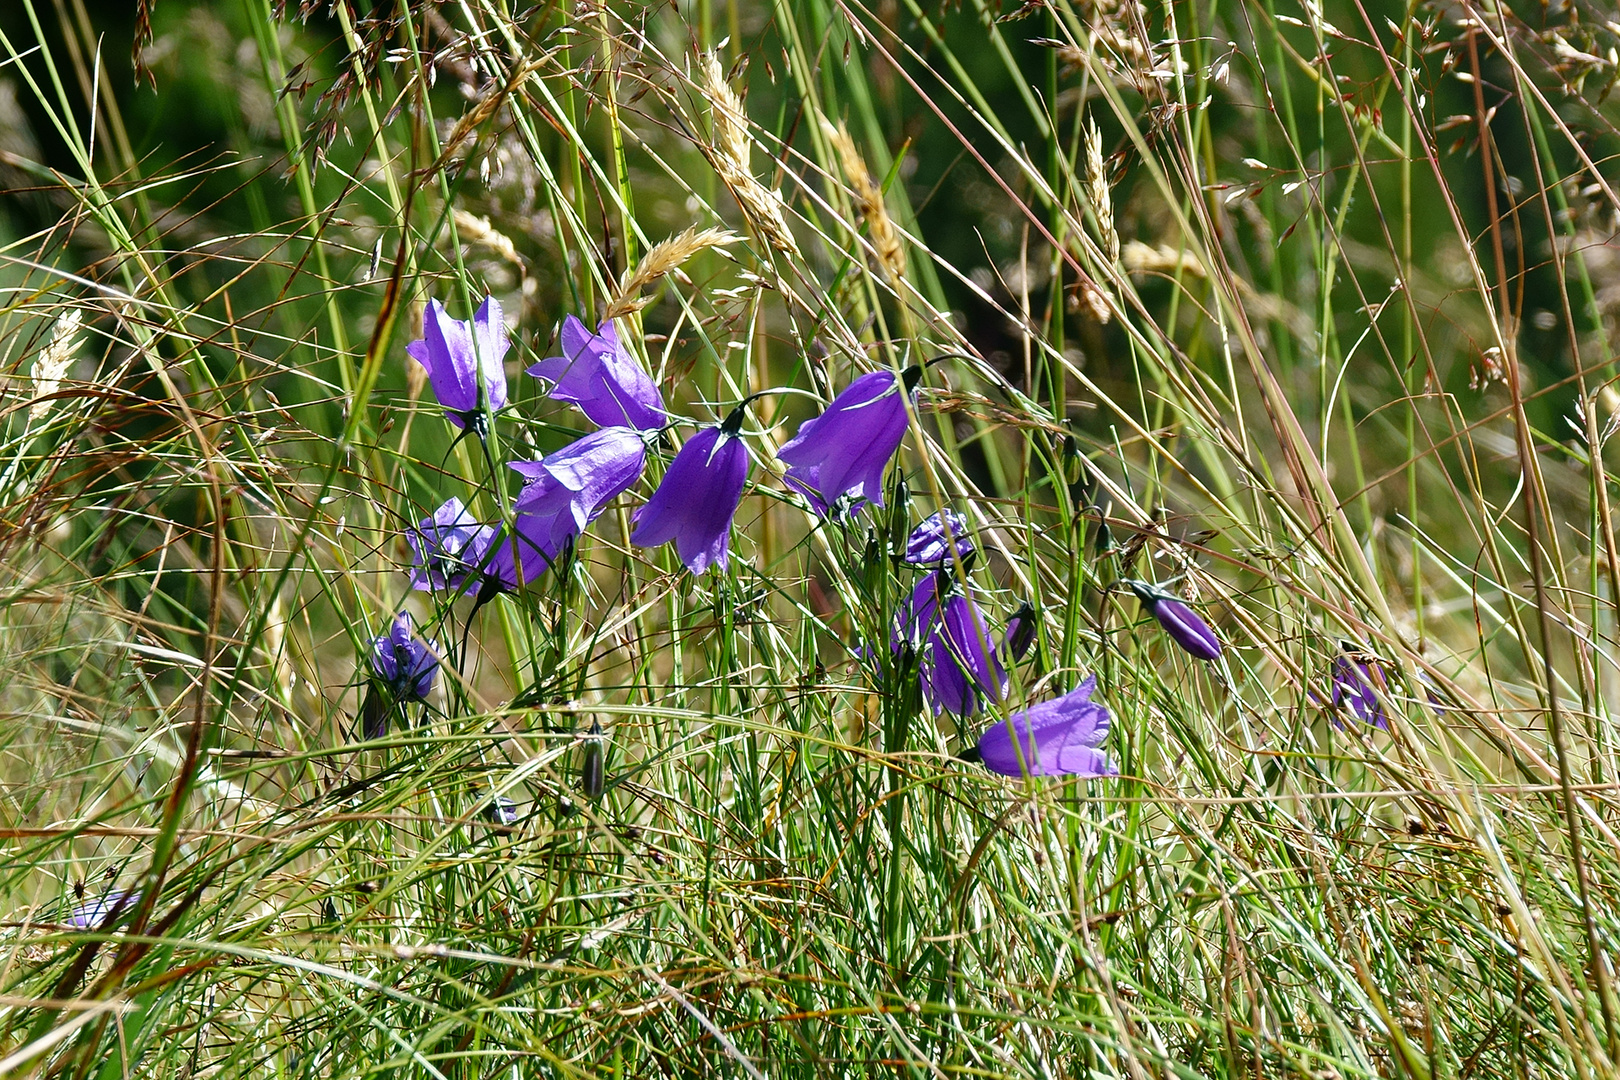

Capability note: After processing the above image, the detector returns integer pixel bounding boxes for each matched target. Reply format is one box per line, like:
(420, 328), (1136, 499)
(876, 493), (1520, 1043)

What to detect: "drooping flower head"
(1329, 648), (1388, 729)
(484, 794), (519, 827)
(528, 315), (665, 431)
(974, 676), (1117, 778)
(896, 569), (1007, 716)
(62, 887), (142, 930)
(1127, 579), (1222, 661)
(370, 613), (438, 701)
(905, 510), (975, 564)
(778, 366), (920, 515)
(408, 497), (497, 593)
(1002, 600), (1037, 663)
(490, 427), (648, 587)
(362, 613), (439, 740)
(406, 296), (510, 429)
(631, 408), (752, 575)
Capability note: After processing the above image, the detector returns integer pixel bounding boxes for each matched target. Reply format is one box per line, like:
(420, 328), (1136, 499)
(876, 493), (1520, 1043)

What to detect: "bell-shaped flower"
(1002, 600), (1037, 662)
(362, 613), (439, 739)
(905, 509), (975, 564)
(897, 570), (1007, 716)
(1329, 649), (1388, 729)
(370, 613), (438, 701)
(63, 887), (142, 930)
(528, 315), (665, 431)
(406, 296), (510, 429)
(631, 416), (751, 575)
(778, 367), (919, 515)
(484, 794), (519, 827)
(974, 676), (1117, 777)
(1127, 579), (1222, 661)
(408, 497), (496, 593)
(493, 427), (648, 586)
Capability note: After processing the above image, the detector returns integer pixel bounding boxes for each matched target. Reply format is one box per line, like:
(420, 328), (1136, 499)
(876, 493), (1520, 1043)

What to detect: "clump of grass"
(0, 0), (1618, 1076)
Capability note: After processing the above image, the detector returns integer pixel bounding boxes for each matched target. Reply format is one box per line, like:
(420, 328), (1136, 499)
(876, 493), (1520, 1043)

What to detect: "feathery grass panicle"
(27, 309), (82, 421)
(700, 51), (799, 257)
(606, 226), (741, 319)
(822, 117), (906, 288)
(1083, 114), (1118, 265)
(452, 209), (523, 269)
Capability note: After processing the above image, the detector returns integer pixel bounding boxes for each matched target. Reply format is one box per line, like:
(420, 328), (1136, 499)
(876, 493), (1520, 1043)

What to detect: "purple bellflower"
(974, 676), (1117, 778)
(631, 410), (752, 575)
(1329, 649), (1388, 729)
(897, 570), (1007, 716)
(528, 315), (665, 431)
(1127, 580), (1222, 661)
(1002, 600), (1037, 663)
(409, 497), (497, 593)
(778, 367), (921, 515)
(371, 613), (438, 701)
(491, 427), (648, 586)
(407, 296), (510, 430)
(905, 510), (975, 564)
(361, 613), (438, 740)
(62, 887), (142, 930)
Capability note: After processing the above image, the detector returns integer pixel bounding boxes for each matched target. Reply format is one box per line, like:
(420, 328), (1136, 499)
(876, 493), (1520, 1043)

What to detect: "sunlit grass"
(0, 0), (1618, 1075)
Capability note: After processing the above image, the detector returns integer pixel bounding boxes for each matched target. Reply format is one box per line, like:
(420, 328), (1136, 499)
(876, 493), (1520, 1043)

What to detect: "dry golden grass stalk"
(29, 309), (82, 421)
(1083, 115), (1119, 263)
(700, 52), (799, 257)
(431, 56), (545, 175)
(821, 118), (906, 288)
(605, 227), (742, 319)
(1121, 240), (1205, 277)
(453, 210), (523, 268)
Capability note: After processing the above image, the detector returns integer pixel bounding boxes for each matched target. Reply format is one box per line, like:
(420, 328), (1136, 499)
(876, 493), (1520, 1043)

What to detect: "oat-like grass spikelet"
(822, 118), (905, 288)
(606, 227), (742, 319)
(1121, 240), (1205, 277)
(1083, 115), (1119, 264)
(453, 210), (523, 268)
(29, 309), (82, 421)
(700, 52), (799, 257)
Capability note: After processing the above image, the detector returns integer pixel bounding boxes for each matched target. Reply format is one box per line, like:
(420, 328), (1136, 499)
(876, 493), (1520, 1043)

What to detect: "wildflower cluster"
(359, 293), (1258, 780)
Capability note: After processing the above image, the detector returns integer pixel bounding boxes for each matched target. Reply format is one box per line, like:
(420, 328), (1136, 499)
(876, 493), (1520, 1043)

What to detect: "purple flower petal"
(904, 510), (974, 564)
(976, 676), (1117, 777)
(528, 316), (665, 431)
(896, 571), (1007, 716)
(407, 296), (510, 428)
(409, 497), (495, 592)
(63, 888), (141, 930)
(1128, 580), (1222, 661)
(370, 613), (437, 700)
(1330, 653), (1387, 728)
(1002, 601), (1037, 662)
(631, 426), (751, 575)
(778, 370), (911, 514)
(500, 427), (647, 584)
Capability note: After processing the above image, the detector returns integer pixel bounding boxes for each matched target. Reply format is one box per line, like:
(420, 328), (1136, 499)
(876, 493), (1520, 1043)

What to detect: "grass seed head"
(29, 309), (82, 421)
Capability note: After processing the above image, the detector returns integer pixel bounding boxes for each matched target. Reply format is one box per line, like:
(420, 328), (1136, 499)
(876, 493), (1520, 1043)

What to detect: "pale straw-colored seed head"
(700, 52), (799, 257)
(1079, 281), (1113, 324)
(1121, 239), (1205, 278)
(30, 309), (83, 421)
(1083, 115), (1119, 263)
(453, 209), (523, 268)
(822, 117), (905, 287)
(607, 227), (742, 320)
